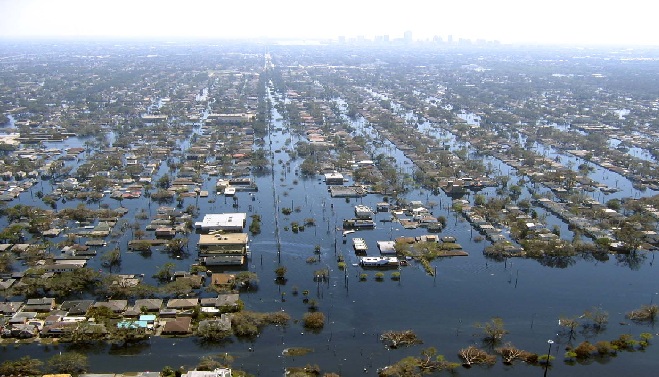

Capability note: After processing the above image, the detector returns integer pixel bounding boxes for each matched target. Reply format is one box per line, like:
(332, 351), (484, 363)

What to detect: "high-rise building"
(403, 30), (413, 44)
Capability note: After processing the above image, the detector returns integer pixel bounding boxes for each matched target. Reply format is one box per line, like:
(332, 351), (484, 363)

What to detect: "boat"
(224, 187), (236, 196)
(343, 230), (356, 237)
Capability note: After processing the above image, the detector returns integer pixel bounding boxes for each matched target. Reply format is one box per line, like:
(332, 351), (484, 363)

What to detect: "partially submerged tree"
(558, 316), (580, 342)
(627, 304), (659, 323)
(380, 330), (423, 349)
(303, 312), (325, 329)
(583, 306), (609, 331)
(474, 317), (508, 344)
(458, 346), (496, 367)
(495, 343), (532, 365)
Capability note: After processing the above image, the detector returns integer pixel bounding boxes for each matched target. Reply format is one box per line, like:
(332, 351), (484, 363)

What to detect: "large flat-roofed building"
(206, 113), (255, 124)
(198, 233), (248, 266)
(195, 213), (247, 232)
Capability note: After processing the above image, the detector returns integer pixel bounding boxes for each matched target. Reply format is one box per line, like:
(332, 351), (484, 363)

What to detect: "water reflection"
(615, 252), (648, 271)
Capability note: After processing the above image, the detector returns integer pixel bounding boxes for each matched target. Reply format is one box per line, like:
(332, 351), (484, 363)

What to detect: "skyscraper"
(403, 30), (413, 44)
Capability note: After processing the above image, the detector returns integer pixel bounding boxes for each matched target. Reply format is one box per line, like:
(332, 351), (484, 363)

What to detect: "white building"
(183, 368), (232, 377)
(195, 213), (247, 232)
(324, 172), (344, 185)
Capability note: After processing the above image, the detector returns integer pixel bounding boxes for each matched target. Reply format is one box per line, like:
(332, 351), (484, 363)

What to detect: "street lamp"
(543, 339), (554, 377)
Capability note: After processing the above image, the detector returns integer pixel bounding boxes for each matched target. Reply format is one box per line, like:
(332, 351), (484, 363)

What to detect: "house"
(200, 294), (241, 311)
(215, 294), (241, 309)
(10, 323), (39, 338)
(166, 298), (199, 310)
(376, 241), (397, 255)
(324, 172), (344, 185)
(0, 278), (16, 290)
(60, 300), (94, 316)
(210, 273), (235, 288)
(9, 311), (38, 325)
(40, 321), (77, 337)
(93, 300), (128, 313)
(155, 227), (176, 238)
(0, 301), (23, 315)
(376, 202), (390, 212)
(42, 261), (86, 273)
(161, 317), (192, 335)
(24, 297), (56, 312)
(44, 314), (63, 326)
(132, 299), (163, 313)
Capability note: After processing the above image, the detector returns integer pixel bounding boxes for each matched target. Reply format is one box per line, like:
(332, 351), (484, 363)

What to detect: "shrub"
(303, 312), (325, 329)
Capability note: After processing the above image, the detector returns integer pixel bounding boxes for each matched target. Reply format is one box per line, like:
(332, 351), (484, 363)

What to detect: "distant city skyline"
(1, 0), (659, 46)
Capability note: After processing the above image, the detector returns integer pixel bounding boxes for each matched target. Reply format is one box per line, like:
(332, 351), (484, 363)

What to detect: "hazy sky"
(1, 0), (658, 46)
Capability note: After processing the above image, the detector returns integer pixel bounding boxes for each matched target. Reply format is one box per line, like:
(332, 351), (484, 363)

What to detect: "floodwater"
(2, 88), (659, 377)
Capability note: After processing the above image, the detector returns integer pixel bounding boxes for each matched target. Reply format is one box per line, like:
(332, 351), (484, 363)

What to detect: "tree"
(495, 343), (530, 365)
(626, 304), (659, 323)
(583, 306), (608, 332)
(47, 352), (89, 375)
(380, 330), (422, 349)
(0, 252), (13, 273)
(0, 356), (43, 376)
(69, 321), (108, 343)
(275, 265), (287, 282)
(196, 320), (232, 341)
(558, 316), (580, 342)
(101, 247), (121, 269)
(162, 279), (194, 297)
(475, 317), (508, 344)
(573, 341), (597, 359)
(196, 356), (225, 371)
(249, 214), (261, 234)
(109, 323), (149, 347)
(157, 174), (171, 189)
(614, 219), (645, 253)
(234, 271), (259, 289)
(166, 237), (188, 254)
(154, 262), (176, 282)
(231, 311), (265, 337)
(474, 194), (486, 206)
(303, 312), (325, 329)
(458, 346), (496, 367)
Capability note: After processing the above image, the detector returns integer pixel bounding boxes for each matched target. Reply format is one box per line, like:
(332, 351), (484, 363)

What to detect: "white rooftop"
(195, 213), (246, 230)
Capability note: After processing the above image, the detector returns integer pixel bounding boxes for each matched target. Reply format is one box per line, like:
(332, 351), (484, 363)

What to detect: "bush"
(303, 312), (325, 329)
(573, 341), (597, 359)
